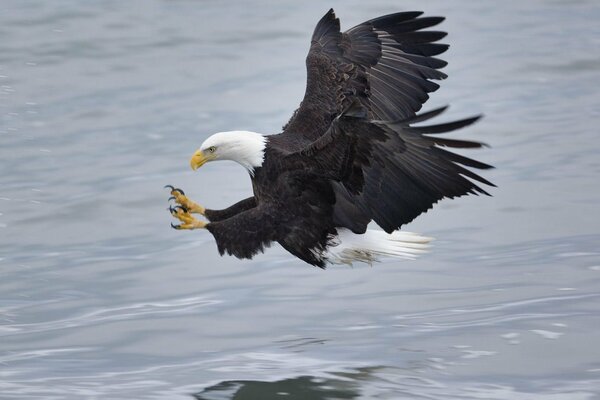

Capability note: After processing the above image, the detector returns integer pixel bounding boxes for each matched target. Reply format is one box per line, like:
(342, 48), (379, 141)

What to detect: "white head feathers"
(199, 131), (267, 174)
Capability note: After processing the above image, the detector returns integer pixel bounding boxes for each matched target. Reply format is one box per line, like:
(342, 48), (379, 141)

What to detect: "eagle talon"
(164, 185), (186, 197)
(169, 204), (207, 230)
(167, 187), (205, 216)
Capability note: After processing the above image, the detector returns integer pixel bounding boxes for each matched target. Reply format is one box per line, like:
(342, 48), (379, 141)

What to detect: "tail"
(327, 228), (432, 265)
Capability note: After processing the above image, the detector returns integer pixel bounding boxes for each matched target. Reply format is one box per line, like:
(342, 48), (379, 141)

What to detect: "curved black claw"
(164, 185), (185, 195)
(169, 205), (178, 214)
(168, 196), (176, 202)
(170, 222), (181, 230)
(173, 205), (188, 213)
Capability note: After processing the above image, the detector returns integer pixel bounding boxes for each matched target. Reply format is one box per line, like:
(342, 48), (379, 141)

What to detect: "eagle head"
(190, 131), (267, 174)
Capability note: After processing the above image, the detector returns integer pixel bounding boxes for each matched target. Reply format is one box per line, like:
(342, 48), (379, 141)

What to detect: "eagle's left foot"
(164, 185), (205, 215)
(169, 205), (207, 230)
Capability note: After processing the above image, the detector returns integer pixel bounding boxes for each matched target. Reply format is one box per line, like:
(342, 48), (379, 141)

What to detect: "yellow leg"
(165, 185), (205, 215)
(169, 205), (207, 230)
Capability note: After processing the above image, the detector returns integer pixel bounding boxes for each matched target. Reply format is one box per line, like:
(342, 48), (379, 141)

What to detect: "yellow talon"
(170, 206), (207, 230)
(168, 187), (205, 215)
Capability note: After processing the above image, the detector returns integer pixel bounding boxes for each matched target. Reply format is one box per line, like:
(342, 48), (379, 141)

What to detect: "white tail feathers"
(327, 228), (433, 265)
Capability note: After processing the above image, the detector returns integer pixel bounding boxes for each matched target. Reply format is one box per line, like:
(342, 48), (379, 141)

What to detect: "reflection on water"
(195, 374), (360, 400)
(2, 0), (600, 399)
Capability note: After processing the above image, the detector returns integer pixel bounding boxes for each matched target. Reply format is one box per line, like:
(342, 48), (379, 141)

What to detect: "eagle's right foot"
(165, 185), (205, 215)
(169, 205), (207, 230)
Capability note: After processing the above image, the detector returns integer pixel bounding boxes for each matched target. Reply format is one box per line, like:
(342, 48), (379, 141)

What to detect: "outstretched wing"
(285, 107), (495, 233)
(283, 9), (448, 141)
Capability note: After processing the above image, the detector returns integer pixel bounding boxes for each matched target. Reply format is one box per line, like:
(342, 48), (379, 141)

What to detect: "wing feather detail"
(285, 106), (494, 233)
(282, 9), (449, 140)
(279, 9), (493, 234)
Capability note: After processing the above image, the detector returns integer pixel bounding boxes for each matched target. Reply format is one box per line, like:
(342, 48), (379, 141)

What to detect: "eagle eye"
(208, 146), (216, 153)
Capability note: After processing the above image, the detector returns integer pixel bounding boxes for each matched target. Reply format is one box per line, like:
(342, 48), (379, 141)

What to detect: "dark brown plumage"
(174, 9), (494, 268)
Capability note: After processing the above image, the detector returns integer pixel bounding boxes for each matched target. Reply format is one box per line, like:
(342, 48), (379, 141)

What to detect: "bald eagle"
(166, 9), (494, 268)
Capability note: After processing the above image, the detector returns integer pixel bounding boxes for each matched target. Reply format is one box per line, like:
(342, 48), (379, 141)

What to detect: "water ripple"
(0, 296), (220, 336)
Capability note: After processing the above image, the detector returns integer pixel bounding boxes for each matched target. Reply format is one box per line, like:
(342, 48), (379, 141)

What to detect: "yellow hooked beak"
(190, 149), (210, 171)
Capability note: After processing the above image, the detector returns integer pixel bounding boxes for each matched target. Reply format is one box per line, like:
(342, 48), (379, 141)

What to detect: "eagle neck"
(228, 131), (267, 176)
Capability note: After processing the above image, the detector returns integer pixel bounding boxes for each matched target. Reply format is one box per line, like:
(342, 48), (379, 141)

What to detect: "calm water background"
(1, 1), (600, 399)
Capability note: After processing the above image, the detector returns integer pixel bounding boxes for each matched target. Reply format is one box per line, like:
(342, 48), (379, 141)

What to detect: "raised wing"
(282, 9), (448, 141)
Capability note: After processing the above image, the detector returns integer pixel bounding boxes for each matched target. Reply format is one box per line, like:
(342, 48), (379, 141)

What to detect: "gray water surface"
(2, 1), (600, 399)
